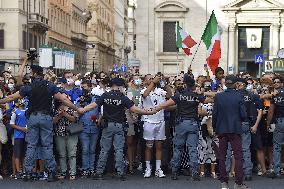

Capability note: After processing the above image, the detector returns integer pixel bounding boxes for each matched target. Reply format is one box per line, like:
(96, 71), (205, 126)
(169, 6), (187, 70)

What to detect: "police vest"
(176, 89), (202, 120)
(27, 80), (53, 116)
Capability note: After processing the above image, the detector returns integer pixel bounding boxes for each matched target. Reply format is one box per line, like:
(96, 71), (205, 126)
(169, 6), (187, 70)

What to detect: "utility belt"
(175, 117), (198, 125)
(102, 119), (127, 129)
(27, 110), (51, 118)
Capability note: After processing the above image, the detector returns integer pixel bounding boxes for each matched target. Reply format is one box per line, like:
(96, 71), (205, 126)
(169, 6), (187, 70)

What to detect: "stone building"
(136, 0), (284, 77)
(0, 0), (48, 73)
(87, 0), (115, 72)
(47, 0), (72, 55)
(71, 0), (91, 72)
(114, 0), (129, 66)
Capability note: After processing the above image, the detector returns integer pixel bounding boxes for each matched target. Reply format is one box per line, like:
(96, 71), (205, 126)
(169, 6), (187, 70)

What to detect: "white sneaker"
(0, 175), (3, 180)
(155, 169), (166, 178)
(144, 168), (151, 178)
(221, 182), (229, 189)
(137, 162), (143, 171)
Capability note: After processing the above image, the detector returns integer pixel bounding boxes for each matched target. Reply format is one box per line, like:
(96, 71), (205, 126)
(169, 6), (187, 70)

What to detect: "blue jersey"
(65, 87), (82, 104)
(12, 108), (27, 139)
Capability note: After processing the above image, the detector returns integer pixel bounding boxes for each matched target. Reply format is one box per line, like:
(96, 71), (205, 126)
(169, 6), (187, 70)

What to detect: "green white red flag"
(201, 11), (221, 73)
(176, 22), (197, 56)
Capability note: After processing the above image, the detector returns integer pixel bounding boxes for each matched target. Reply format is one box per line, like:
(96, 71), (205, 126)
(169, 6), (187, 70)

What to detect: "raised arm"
(0, 91), (22, 104)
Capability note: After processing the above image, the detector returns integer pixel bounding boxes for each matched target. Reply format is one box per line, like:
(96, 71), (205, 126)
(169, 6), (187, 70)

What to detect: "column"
(228, 24), (236, 74)
(271, 23), (280, 58)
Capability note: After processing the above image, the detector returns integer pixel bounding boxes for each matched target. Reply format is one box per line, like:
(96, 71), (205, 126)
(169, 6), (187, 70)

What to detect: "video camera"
(27, 48), (38, 61)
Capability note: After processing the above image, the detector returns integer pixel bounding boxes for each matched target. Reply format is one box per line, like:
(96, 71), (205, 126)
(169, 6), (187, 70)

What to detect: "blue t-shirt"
(12, 108), (27, 139)
(65, 87), (82, 104)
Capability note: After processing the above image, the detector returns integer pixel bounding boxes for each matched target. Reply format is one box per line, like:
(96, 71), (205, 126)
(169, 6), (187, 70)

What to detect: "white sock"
(156, 160), (161, 171)
(145, 161), (151, 170)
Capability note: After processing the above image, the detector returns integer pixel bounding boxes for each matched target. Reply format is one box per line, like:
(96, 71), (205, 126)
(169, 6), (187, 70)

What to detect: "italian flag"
(176, 22), (197, 55)
(201, 11), (221, 73)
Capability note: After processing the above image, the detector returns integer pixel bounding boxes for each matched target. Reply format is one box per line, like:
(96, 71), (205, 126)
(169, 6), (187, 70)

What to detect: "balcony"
(28, 13), (49, 32)
(71, 31), (88, 43)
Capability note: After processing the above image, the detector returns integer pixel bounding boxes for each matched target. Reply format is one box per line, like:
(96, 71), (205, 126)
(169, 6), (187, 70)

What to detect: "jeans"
(241, 122), (252, 177)
(171, 119), (199, 175)
(24, 113), (56, 173)
(80, 132), (99, 171)
(219, 134), (244, 185)
(273, 118), (284, 174)
(55, 135), (78, 175)
(96, 122), (125, 175)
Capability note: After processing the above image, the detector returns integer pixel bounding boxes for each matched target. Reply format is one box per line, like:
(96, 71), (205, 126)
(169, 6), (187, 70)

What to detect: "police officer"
(212, 75), (249, 189)
(267, 76), (284, 179)
(79, 77), (155, 181)
(155, 75), (211, 181)
(0, 65), (79, 182)
(235, 78), (263, 181)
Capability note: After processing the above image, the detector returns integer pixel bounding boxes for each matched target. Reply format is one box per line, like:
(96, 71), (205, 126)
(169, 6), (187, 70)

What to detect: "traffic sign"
(121, 64), (127, 72)
(255, 54), (264, 64)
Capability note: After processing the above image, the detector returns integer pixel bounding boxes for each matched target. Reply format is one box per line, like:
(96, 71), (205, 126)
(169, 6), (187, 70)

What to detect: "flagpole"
(176, 21), (179, 76)
(189, 40), (202, 67)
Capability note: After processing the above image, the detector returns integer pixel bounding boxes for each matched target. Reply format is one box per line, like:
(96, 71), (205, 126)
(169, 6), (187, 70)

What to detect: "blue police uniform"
(19, 78), (59, 174)
(271, 89), (284, 175)
(79, 96), (100, 172)
(95, 90), (134, 176)
(170, 88), (205, 177)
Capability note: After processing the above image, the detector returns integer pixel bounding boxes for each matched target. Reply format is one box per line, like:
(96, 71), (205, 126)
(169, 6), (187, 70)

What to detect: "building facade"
(71, 0), (91, 72)
(0, 0), (48, 73)
(114, 0), (129, 67)
(136, 0), (284, 77)
(87, 0), (115, 72)
(47, 0), (72, 56)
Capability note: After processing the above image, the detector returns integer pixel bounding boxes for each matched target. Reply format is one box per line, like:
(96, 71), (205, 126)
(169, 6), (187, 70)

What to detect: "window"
(34, 35), (37, 49)
(22, 31), (27, 49)
(29, 33), (33, 48)
(163, 22), (177, 52)
(0, 30), (4, 49)
(23, 0), (25, 11)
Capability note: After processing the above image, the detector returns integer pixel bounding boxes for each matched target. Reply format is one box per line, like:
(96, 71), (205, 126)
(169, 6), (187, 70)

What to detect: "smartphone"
(204, 64), (208, 68)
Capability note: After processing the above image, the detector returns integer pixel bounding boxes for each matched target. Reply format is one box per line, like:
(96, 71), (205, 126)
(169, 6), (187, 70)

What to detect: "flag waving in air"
(201, 11), (221, 73)
(176, 22), (197, 56)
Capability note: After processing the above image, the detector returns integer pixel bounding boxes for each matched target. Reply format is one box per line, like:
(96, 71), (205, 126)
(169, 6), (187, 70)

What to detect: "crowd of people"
(0, 57), (283, 189)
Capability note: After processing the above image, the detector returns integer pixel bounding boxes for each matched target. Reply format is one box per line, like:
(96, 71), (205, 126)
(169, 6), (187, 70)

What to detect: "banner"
(39, 47), (53, 68)
(246, 28), (262, 49)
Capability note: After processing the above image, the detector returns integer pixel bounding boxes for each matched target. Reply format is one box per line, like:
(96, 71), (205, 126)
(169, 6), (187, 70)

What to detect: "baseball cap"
(110, 77), (125, 87)
(225, 75), (237, 84)
(31, 65), (43, 73)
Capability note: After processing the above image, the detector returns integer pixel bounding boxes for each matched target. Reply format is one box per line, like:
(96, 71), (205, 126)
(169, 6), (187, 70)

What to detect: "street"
(0, 175), (283, 189)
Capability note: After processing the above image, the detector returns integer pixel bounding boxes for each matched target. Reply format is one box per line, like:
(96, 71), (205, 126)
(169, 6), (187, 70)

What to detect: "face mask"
(8, 83), (14, 91)
(246, 84), (253, 91)
(57, 84), (62, 88)
(159, 80), (166, 88)
(222, 85), (227, 90)
(67, 78), (74, 85)
(75, 80), (81, 86)
(134, 79), (142, 86)
(92, 79), (97, 85)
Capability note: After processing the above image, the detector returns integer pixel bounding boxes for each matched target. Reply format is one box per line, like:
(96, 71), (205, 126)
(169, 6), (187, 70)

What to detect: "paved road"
(1, 174), (284, 189)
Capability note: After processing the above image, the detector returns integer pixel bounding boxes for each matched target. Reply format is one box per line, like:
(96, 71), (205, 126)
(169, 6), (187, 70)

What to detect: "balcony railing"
(28, 13), (49, 27)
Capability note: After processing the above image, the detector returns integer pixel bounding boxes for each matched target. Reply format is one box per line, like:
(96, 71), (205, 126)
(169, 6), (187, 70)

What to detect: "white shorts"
(143, 121), (166, 141)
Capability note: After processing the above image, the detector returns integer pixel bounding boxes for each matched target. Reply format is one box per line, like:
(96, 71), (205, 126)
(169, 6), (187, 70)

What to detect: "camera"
(27, 48), (38, 61)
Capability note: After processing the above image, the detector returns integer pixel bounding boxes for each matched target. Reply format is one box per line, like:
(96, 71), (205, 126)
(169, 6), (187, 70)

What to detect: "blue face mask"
(134, 79), (142, 86)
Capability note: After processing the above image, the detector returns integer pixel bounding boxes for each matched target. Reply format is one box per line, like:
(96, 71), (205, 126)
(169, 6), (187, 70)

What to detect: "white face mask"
(57, 84), (62, 88)
(67, 78), (74, 85)
(246, 84), (253, 91)
(75, 80), (81, 86)
(222, 85), (227, 90)
(92, 79), (97, 85)
(8, 83), (14, 91)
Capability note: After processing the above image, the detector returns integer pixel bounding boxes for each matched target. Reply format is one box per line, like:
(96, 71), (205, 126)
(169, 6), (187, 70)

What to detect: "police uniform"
(170, 87), (205, 178)
(271, 89), (284, 175)
(19, 75), (59, 177)
(94, 81), (134, 178)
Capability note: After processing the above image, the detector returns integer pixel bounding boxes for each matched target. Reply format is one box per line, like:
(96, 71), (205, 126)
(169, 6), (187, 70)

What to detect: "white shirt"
(139, 87), (166, 123)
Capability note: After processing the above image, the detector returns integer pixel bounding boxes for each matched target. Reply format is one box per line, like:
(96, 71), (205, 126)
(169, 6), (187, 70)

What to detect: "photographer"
(77, 80), (100, 178)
